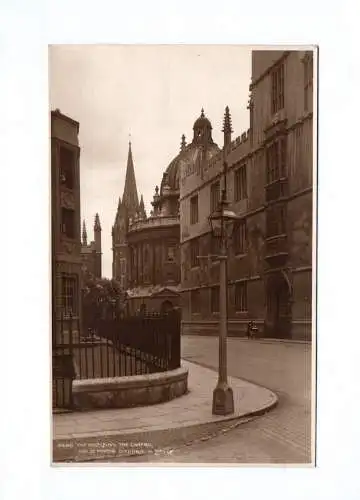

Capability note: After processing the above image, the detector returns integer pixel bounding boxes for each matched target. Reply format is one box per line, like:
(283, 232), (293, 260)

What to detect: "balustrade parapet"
(129, 215), (180, 232)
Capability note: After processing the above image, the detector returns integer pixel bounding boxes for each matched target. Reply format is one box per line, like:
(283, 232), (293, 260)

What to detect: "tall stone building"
(51, 109), (82, 327)
(81, 214), (102, 278)
(112, 142), (143, 289)
(112, 130), (205, 313)
(180, 50), (314, 340)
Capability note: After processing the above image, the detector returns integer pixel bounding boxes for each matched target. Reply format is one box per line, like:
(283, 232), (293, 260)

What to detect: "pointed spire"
(139, 194), (147, 218)
(82, 220), (88, 246)
(222, 105), (233, 149)
(201, 108), (205, 118)
(94, 213), (101, 232)
(122, 140), (139, 215)
(117, 196), (122, 209)
(222, 105), (233, 134)
(180, 134), (187, 151)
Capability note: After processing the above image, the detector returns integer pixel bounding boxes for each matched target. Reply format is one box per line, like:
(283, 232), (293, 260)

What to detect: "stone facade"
(180, 50), (314, 340)
(113, 112), (226, 314)
(51, 109), (82, 334)
(112, 138), (185, 313)
(126, 216), (181, 315)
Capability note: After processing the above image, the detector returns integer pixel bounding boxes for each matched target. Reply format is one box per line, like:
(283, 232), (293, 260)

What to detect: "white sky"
(49, 45), (252, 277)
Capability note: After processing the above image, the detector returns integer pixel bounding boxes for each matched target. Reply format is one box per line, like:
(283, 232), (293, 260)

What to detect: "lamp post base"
(212, 382), (234, 415)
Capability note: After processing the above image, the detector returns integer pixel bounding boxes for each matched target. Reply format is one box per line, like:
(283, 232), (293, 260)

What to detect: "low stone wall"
(72, 366), (188, 410)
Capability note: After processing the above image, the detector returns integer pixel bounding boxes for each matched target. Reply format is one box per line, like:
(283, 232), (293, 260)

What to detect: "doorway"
(160, 300), (174, 314)
(265, 272), (292, 339)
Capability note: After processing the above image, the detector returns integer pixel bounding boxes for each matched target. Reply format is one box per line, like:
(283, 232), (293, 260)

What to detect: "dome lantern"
(192, 108), (213, 145)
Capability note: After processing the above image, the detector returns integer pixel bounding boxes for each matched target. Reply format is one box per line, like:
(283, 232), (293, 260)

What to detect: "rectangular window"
(211, 287), (220, 313)
(280, 137), (287, 178)
(190, 195), (199, 225)
(61, 208), (76, 239)
(233, 220), (247, 255)
(191, 289), (200, 313)
(166, 246), (176, 262)
(190, 239), (199, 268)
(59, 146), (75, 189)
(266, 137), (287, 184)
(61, 274), (78, 315)
(266, 205), (287, 238)
(304, 52), (313, 111)
(120, 259), (126, 274)
(210, 180), (220, 213)
(271, 62), (285, 114)
(234, 165), (247, 201)
(235, 282), (247, 312)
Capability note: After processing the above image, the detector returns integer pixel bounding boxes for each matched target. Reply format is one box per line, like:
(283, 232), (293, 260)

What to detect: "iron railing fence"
(77, 311), (181, 379)
(52, 309), (181, 409)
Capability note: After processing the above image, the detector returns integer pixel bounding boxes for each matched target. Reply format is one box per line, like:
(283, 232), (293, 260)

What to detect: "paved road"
(123, 336), (313, 464)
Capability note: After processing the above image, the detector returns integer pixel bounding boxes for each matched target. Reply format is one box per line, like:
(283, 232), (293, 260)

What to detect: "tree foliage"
(82, 275), (127, 330)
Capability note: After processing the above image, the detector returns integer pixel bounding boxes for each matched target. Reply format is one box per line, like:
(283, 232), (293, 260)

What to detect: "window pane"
(234, 220), (246, 254)
(190, 195), (199, 224)
(190, 239), (199, 267)
(61, 274), (78, 315)
(210, 181), (220, 212)
(59, 147), (75, 189)
(61, 208), (75, 239)
(191, 289), (200, 313)
(235, 282), (247, 312)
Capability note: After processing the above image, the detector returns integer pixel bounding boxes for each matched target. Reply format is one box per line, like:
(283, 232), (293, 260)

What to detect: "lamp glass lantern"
(208, 197), (240, 244)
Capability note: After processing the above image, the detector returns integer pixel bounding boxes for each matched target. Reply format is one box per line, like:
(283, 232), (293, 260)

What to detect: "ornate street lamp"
(208, 161), (240, 415)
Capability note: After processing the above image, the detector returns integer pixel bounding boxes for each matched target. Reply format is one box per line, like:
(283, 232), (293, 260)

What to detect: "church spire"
(122, 140), (139, 215)
(82, 220), (87, 246)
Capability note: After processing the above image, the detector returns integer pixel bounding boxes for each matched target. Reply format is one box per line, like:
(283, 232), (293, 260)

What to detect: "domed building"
(112, 109), (220, 314)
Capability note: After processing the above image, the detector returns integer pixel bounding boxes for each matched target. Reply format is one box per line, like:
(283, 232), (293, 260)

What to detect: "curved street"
(124, 335), (313, 464)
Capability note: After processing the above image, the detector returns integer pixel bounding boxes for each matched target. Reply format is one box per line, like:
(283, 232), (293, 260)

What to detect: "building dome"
(160, 153), (181, 193)
(158, 109), (220, 197)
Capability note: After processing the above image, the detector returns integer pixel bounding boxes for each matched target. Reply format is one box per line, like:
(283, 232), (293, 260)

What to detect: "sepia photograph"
(50, 45), (316, 465)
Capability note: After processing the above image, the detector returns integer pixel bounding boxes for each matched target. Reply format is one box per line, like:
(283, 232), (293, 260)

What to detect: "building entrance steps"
(53, 360), (277, 462)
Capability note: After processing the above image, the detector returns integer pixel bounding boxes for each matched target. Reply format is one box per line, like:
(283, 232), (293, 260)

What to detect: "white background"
(1, 1), (360, 499)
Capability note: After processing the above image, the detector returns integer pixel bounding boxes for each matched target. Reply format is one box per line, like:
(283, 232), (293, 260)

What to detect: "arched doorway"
(265, 271), (292, 339)
(160, 300), (174, 315)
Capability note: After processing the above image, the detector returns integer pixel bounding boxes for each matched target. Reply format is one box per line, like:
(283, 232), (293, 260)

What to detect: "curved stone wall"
(72, 366), (188, 410)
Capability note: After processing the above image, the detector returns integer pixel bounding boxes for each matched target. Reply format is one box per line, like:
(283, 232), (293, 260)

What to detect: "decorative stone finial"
(94, 213), (101, 231)
(222, 105), (233, 134)
(180, 134), (187, 151)
(82, 220), (88, 246)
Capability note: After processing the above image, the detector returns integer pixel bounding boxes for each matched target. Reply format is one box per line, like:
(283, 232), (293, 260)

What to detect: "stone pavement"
(53, 359), (277, 462)
(125, 336), (312, 464)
